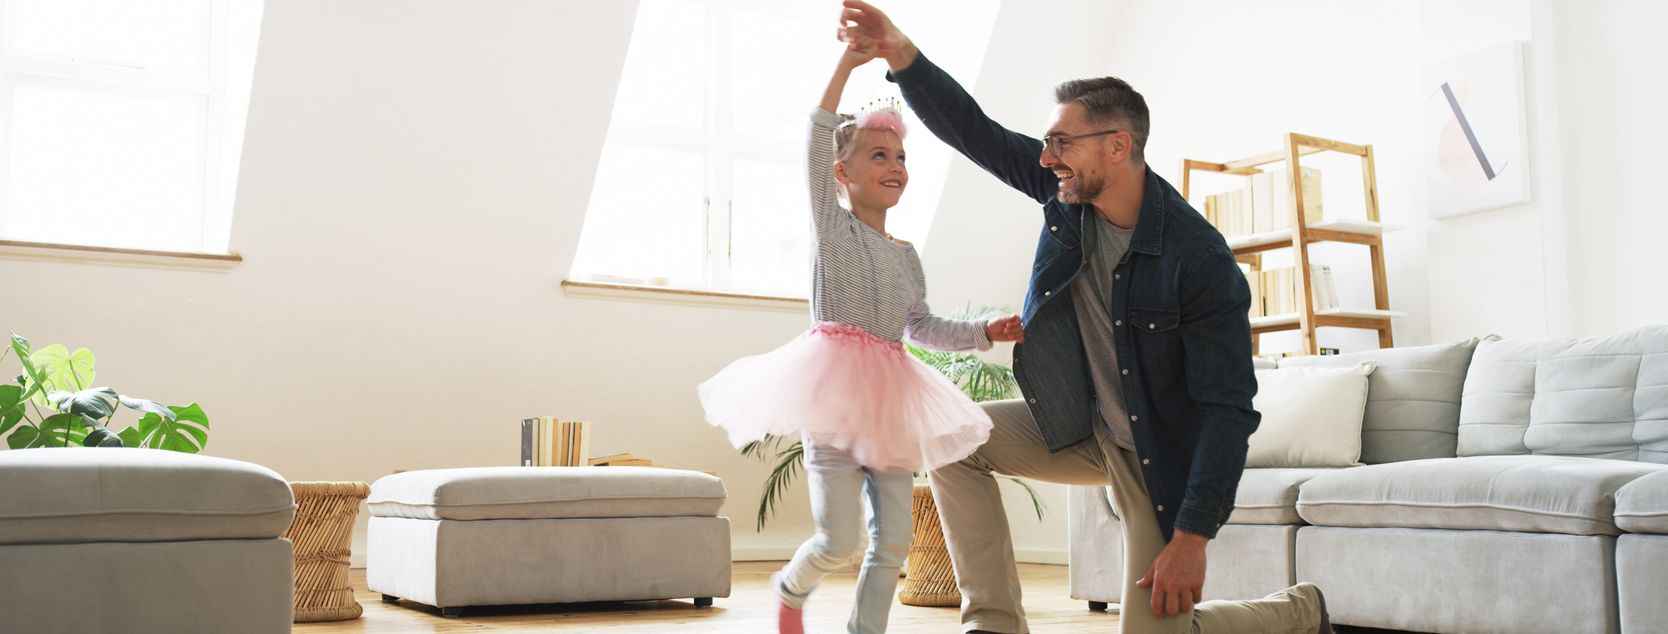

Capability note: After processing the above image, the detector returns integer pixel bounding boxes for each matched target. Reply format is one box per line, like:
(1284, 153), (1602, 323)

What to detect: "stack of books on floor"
(520, 416), (591, 466)
(587, 452), (653, 467)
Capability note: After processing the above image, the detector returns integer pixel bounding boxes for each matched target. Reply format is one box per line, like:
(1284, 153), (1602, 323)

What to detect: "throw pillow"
(1246, 362), (1376, 468)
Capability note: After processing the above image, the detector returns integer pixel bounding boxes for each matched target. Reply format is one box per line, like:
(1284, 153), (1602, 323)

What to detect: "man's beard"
(1060, 171), (1102, 204)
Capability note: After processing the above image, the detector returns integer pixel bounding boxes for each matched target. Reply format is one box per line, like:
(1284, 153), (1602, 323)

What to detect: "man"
(838, 3), (1334, 633)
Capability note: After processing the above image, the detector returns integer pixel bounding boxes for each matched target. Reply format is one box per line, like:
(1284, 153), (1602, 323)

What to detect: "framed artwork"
(1422, 41), (1531, 219)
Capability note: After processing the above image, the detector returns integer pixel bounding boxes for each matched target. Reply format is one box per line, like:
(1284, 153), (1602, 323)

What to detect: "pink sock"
(771, 572), (806, 634)
(778, 600), (804, 634)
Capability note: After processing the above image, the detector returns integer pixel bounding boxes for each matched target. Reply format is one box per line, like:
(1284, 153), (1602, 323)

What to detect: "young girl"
(697, 48), (1024, 634)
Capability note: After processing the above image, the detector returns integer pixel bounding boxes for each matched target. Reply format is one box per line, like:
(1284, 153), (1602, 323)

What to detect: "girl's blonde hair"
(832, 99), (907, 162)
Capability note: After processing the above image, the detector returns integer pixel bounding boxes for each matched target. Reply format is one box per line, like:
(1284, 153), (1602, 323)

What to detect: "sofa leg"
(1089, 601), (1108, 612)
(380, 594), (399, 604)
(694, 597), (714, 608)
(441, 606), (465, 618)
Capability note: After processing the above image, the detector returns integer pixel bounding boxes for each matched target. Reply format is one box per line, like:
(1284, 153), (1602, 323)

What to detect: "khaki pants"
(930, 399), (1325, 633)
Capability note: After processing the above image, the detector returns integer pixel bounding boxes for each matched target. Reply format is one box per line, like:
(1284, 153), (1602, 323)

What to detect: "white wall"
(1544, 0), (1668, 335)
(4, 0), (1660, 572)
(1420, 0), (1668, 340)
(0, 0), (1120, 566)
(1092, 1), (1434, 355)
(1419, 0), (1557, 342)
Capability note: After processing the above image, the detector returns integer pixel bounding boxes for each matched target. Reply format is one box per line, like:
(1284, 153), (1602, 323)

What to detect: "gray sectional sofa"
(1068, 325), (1668, 634)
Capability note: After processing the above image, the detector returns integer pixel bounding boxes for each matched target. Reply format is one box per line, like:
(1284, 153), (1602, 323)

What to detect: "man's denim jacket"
(891, 54), (1260, 540)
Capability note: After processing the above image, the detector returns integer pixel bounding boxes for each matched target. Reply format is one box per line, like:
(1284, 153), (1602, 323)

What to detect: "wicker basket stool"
(284, 481), (371, 622)
(898, 484), (961, 607)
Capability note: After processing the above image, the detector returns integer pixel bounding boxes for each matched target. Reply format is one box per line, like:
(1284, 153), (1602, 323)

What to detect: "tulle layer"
(698, 322), (992, 472)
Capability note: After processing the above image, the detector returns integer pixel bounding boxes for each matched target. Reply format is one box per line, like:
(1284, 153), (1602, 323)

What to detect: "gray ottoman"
(0, 448), (297, 634)
(367, 466), (731, 616)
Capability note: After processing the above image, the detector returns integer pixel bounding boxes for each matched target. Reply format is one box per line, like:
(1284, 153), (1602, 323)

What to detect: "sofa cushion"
(1457, 325), (1668, 463)
(1279, 337), (1482, 464)
(1247, 364), (1374, 468)
(367, 466), (727, 521)
(1227, 468), (1339, 525)
(1295, 455), (1667, 535)
(0, 447), (296, 545)
(1617, 469), (1668, 534)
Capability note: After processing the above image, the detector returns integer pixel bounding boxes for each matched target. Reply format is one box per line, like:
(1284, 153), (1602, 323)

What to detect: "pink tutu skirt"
(698, 322), (993, 473)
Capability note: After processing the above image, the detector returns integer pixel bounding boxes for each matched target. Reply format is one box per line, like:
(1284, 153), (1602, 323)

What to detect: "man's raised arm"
(839, 0), (1058, 205)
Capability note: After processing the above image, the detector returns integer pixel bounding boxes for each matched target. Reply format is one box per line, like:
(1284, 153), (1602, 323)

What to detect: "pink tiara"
(854, 97), (907, 139)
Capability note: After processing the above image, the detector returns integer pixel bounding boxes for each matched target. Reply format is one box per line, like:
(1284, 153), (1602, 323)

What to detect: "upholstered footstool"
(0, 448), (297, 634)
(366, 466), (731, 616)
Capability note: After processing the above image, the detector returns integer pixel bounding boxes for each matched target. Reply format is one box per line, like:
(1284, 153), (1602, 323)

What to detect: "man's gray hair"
(1054, 76), (1150, 161)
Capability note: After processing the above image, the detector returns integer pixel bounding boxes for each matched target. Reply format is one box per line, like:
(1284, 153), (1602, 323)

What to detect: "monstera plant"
(1, 333), (210, 452)
(742, 305), (1044, 530)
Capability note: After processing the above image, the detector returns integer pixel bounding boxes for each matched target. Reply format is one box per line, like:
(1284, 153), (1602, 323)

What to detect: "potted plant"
(1, 333), (210, 451)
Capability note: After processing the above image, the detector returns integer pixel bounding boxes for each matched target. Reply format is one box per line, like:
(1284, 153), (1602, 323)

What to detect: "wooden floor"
(295, 561), (1118, 632)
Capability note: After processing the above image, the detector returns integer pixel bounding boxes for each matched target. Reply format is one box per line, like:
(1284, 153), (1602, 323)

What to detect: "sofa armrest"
(1067, 485), (1123, 603)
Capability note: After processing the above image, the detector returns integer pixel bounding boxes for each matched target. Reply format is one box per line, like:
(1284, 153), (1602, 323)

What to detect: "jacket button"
(1121, 369), (1129, 376)
(1114, 320), (1123, 326)
(1028, 398), (1037, 404)
(1156, 505), (1165, 512)
(1142, 458), (1150, 465)
(1114, 273), (1121, 280)
(1148, 323), (1156, 330)
(1050, 225), (1058, 232)
(1044, 291), (1051, 297)
(1131, 416), (1139, 422)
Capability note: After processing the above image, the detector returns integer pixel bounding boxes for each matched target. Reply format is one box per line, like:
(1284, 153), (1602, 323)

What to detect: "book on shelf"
(521, 417), (592, 466)
(1259, 165), (1323, 231)
(1253, 264), (1338, 316)
(1204, 165), (1323, 239)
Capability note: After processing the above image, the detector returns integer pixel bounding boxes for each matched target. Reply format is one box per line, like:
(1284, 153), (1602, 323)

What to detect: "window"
(571, 0), (1000, 298)
(0, 0), (263, 255)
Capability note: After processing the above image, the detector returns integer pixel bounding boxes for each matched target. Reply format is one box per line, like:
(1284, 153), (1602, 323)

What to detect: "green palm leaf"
(756, 439), (804, 531)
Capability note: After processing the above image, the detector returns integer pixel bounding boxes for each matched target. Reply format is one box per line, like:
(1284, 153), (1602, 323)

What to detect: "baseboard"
(1014, 548), (1068, 565)
(732, 546), (798, 561)
(732, 546), (1068, 565)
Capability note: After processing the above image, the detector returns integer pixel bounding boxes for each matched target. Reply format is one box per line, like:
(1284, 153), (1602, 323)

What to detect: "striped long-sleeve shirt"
(807, 108), (992, 352)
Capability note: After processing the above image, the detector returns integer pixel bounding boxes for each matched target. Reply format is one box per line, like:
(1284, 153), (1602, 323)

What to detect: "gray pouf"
(0, 447), (297, 634)
(366, 466), (732, 616)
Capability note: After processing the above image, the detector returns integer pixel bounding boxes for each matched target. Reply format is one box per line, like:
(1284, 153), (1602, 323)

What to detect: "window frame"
(0, 0), (238, 258)
(573, 0), (823, 300)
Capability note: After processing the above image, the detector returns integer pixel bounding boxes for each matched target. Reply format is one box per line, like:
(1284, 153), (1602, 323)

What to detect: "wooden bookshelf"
(1183, 133), (1396, 355)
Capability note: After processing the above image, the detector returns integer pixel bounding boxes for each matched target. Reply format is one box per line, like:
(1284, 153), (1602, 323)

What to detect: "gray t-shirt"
(1069, 213), (1137, 450)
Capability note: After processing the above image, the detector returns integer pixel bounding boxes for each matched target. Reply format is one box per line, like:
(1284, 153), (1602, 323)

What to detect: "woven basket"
(283, 481), (371, 623)
(898, 484), (961, 607)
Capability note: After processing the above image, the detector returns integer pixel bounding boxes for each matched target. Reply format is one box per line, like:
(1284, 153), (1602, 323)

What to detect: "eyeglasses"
(1041, 128), (1121, 159)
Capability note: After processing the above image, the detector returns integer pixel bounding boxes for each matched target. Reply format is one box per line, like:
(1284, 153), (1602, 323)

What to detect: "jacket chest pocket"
(1129, 307), (1180, 334)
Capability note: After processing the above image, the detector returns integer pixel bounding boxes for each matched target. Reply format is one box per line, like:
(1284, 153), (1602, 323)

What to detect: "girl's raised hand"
(985, 315), (1024, 344)
(839, 43), (876, 70)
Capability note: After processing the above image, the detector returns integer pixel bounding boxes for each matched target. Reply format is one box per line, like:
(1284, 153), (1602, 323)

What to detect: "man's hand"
(985, 315), (1024, 343)
(837, 0), (918, 71)
(1135, 530), (1208, 618)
